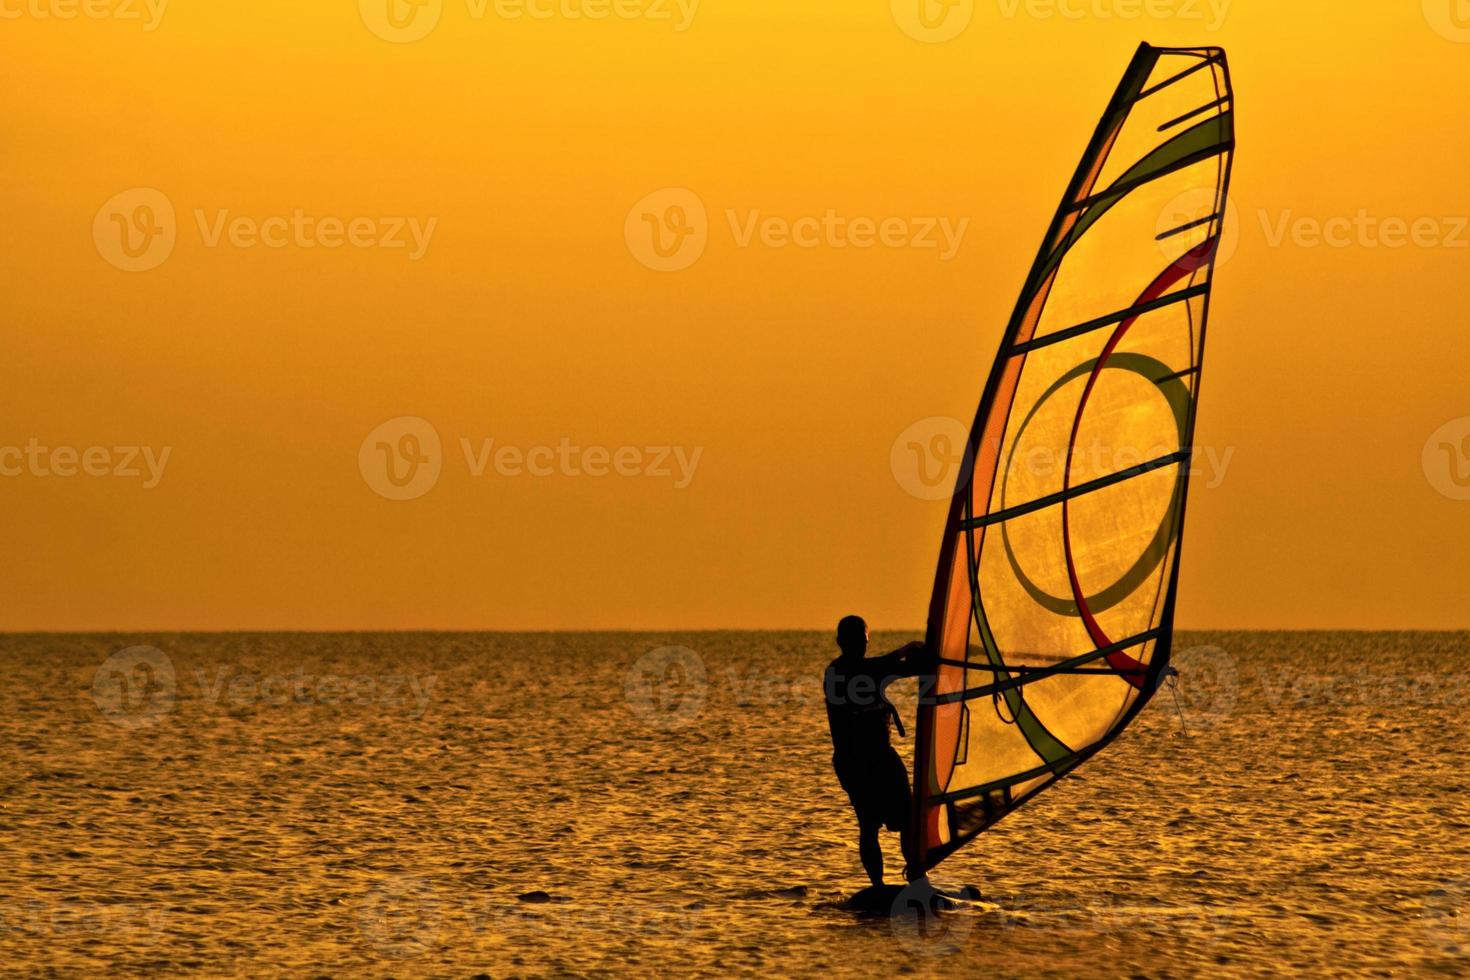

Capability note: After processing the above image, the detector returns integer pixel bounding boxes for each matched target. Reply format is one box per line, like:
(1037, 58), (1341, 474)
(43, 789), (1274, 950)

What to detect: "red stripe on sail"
(1060, 237), (1217, 688)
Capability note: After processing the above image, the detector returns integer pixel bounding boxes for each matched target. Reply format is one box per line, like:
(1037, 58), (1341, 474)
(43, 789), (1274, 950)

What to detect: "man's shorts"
(833, 746), (912, 832)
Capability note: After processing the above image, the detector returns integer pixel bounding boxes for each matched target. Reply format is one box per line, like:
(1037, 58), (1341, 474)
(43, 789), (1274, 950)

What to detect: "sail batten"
(958, 450), (1189, 530)
(1010, 283), (1209, 355)
(911, 42), (1235, 873)
(1135, 52), (1224, 99)
(1158, 97), (1231, 132)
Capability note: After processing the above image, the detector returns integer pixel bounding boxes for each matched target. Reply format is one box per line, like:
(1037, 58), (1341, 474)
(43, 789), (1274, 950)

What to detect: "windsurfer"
(823, 615), (935, 887)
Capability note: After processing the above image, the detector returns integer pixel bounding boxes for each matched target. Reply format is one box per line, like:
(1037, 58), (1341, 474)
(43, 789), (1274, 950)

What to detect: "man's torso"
(824, 654), (903, 762)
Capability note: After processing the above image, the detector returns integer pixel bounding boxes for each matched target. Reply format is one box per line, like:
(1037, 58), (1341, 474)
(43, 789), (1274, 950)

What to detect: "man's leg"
(900, 824), (928, 884)
(887, 747), (926, 884)
(858, 816), (884, 887)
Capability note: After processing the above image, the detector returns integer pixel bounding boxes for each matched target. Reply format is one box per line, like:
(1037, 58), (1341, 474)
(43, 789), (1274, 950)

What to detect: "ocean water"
(1, 631), (1468, 977)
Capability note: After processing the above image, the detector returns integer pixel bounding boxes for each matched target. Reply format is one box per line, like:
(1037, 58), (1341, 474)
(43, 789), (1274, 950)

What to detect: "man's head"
(836, 615), (869, 658)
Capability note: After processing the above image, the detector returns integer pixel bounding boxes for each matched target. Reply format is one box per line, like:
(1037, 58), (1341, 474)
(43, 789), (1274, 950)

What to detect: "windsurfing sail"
(912, 43), (1235, 872)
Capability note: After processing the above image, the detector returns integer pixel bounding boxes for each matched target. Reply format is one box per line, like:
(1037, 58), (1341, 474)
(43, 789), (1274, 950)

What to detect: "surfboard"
(843, 881), (980, 917)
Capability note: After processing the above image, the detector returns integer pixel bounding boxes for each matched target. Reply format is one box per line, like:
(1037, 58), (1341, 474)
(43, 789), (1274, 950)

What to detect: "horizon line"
(1, 626), (1467, 635)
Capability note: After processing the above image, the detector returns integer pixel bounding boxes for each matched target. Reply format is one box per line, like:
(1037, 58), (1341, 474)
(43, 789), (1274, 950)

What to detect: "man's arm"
(896, 639), (937, 677)
(874, 640), (935, 678)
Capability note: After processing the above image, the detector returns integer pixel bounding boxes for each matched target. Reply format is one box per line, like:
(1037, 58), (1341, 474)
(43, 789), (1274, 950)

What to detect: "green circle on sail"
(994, 351), (1192, 617)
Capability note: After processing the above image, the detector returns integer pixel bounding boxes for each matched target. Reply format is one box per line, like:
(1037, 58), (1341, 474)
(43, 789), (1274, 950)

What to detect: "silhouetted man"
(823, 615), (933, 888)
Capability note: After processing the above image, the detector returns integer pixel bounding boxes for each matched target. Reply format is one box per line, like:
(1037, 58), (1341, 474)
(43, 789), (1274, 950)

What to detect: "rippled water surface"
(2, 631), (1468, 976)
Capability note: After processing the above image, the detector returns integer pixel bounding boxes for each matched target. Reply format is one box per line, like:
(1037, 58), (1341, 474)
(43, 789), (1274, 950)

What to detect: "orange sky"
(3, 0), (1469, 630)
